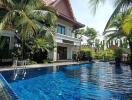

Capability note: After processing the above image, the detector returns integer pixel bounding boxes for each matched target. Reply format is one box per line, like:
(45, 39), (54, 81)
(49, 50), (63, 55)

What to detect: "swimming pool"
(1, 62), (132, 100)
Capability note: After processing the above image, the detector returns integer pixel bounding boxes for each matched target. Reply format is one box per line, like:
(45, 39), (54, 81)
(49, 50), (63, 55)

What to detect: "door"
(57, 46), (67, 60)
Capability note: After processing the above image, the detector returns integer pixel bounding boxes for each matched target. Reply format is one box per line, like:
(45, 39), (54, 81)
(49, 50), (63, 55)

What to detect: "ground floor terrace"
(49, 42), (80, 61)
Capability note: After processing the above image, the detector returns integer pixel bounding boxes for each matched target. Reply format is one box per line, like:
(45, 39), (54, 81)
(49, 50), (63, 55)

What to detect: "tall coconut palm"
(0, 0), (57, 39)
(105, 8), (132, 66)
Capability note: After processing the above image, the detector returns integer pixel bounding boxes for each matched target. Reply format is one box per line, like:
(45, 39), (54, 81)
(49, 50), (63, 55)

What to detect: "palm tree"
(0, 0), (57, 59)
(105, 8), (132, 66)
(0, 0), (56, 38)
(89, 0), (132, 30)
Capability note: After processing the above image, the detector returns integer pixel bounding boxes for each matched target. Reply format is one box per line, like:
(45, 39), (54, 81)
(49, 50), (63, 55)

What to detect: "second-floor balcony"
(55, 33), (81, 46)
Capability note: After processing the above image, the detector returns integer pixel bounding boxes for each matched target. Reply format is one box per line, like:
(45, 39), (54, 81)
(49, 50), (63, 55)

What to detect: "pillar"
(53, 42), (57, 61)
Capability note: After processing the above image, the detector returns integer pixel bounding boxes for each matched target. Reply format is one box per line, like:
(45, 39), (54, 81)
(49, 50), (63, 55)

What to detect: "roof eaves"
(51, 0), (76, 21)
(58, 13), (85, 29)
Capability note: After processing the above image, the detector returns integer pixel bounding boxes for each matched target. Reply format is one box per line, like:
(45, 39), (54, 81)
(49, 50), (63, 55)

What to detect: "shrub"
(101, 49), (114, 61)
(30, 60), (37, 64)
(114, 48), (123, 58)
(31, 49), (48, 63)
(43, 59), (50, 64)
(80, 49), (92, 61)
(72, 54), (77, 61)
(81, 48), (115, 61)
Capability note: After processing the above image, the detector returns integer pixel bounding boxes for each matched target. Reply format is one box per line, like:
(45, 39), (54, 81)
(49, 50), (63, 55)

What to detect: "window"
(0, 36), (10, 50)
(57, 25), (65, 35)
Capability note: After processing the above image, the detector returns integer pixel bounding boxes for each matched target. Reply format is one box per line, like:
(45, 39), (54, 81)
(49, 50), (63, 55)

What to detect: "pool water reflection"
(1, 62), (132, 100)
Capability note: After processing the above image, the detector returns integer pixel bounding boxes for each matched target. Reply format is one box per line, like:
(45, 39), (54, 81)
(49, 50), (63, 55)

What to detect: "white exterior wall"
(56, 19), (73, 37)
(49, 18), (81, 61)
(67, 47), (72, 59)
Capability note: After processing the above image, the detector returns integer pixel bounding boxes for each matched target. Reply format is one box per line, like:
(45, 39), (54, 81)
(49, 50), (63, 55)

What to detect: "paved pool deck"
(0, 61), (92, 71)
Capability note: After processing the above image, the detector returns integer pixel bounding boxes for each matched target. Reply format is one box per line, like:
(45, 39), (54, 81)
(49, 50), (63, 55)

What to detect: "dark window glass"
(57, 25), (62, 34)
(57, 25), (65, 35)
(61, 27), (65, 34)
(0, 36), (10, 50)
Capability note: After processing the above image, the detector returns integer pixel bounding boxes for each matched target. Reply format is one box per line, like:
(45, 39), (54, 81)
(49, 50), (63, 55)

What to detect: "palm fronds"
(88, 0), (105, 14)
(89, 0), (132, 32)
(0, 0), (57, 55)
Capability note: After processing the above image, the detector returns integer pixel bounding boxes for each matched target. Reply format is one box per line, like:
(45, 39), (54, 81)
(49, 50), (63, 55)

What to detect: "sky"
(70, 0), (115, 38)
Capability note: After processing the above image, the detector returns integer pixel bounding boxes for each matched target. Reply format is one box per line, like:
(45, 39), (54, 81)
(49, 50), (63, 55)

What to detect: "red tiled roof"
(43, 0), (57, 6)
(43, 0), (85, 28)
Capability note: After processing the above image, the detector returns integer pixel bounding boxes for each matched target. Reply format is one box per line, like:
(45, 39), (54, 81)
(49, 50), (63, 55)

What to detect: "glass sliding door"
(57, 46), (67, 60)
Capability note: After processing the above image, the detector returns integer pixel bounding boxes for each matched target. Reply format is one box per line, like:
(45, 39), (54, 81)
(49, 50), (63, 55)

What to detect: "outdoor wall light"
(15, 43), (21, 48)
(15, 30), (18, 34)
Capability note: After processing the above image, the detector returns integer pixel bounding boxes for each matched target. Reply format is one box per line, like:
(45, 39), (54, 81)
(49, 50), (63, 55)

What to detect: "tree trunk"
(128, 40), (132, 67)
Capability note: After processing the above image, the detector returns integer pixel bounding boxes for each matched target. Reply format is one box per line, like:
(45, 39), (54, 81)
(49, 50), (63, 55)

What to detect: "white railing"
(55, 33), (81, 46)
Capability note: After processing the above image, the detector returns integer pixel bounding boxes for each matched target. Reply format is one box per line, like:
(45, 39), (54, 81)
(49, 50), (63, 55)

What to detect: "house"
(0, 0), (84, 63)
(43, 0), (84, 61)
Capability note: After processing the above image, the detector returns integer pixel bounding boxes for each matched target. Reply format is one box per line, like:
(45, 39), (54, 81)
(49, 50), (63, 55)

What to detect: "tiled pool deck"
(0, 61), (92, 71)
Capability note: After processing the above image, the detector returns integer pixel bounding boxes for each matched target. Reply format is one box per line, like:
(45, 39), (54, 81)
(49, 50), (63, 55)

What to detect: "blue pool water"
(1, 62), (132, 100)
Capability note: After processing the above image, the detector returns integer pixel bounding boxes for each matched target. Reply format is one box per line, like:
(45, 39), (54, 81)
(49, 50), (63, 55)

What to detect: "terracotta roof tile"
(43, 0), (85, 28)
(43, 0), (57, 6)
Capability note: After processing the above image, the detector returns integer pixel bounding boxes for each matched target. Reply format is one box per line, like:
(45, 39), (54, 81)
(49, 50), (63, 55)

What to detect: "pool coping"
(0, 74), (18, 100)
(0, 61), (93, 71)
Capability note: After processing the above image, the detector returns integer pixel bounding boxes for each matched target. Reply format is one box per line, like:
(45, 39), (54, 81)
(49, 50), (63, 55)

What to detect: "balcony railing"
(55, 33), (81, 46)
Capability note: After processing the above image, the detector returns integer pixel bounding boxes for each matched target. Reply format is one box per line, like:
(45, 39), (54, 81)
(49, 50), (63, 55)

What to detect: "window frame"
(57, 24), (66, 35)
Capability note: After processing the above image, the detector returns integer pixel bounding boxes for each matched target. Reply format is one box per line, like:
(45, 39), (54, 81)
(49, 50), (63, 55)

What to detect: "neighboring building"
(43, 0), (84, 61)
(81, 35), (90, 45)
(0, 30), (15, 65)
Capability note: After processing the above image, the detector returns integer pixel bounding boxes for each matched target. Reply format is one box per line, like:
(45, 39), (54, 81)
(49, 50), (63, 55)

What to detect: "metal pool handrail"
(13, 60), (29, 80)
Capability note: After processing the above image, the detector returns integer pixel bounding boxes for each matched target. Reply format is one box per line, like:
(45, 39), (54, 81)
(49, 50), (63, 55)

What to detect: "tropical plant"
(114, 48), (123, 58)
(81, 47), (114, 60)
(0, 0), (57, 59)
(27, 28), (55, 52)
(80, 50), (92, 61)
(101, 49), (114, 60)
(74, 27), (97, 39)
(0, 0), (56, 34)
(25, 28), (55, 63)
(105, 8), (132, 66)
(94, 39), (102, 51)
(73, 28), (85, 38)
(72, 53), (77, 61)
(84, 27), (97, 47)
(75, 27), (97, 47)
(89, 0), (132, 30)
(84, 27), (97, 39)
